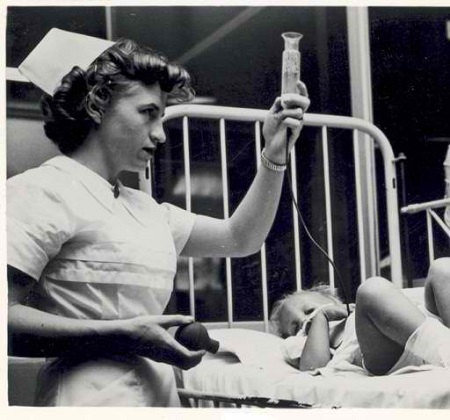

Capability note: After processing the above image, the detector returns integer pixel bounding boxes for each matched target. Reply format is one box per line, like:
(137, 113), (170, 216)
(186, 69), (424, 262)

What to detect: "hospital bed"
(7, 105), (450, 408)
(159, 105), (450, 409)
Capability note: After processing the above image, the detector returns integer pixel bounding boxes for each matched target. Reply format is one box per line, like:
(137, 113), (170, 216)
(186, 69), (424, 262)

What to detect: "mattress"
(177, 288), (450, 408)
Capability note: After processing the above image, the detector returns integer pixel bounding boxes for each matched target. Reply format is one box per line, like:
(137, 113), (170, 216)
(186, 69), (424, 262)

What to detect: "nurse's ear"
(87, 111), (102, 125)
(85, 96), (103, 125)
(84, 82), (113, 126)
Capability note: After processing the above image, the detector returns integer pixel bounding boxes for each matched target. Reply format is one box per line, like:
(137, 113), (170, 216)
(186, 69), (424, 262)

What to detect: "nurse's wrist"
(118, 316), (157, 353)
(117, 318), (143, 346)
(92, 318), (139, 354)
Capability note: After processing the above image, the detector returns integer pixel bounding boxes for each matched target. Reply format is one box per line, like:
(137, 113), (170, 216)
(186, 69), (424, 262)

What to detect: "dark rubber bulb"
(175, 322), (220, 353)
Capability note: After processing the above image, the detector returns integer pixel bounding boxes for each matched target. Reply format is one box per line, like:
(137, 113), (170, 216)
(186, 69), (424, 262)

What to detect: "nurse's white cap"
(19, 28), (115, 96)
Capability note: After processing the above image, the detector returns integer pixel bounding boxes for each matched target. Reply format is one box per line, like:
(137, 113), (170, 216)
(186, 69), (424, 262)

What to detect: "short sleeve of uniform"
(7, 175), (75, 281)
(161, 203), (197, 255)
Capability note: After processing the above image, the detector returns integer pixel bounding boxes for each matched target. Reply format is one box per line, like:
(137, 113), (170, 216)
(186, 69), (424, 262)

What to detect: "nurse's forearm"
(228, 163), (285, 255)
(183, 163), (285, 258)
(8, 304), (128, 358)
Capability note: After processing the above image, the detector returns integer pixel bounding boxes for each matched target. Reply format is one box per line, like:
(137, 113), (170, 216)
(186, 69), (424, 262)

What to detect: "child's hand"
(302, 303), (354, 335)
(319, 303), (354, 322)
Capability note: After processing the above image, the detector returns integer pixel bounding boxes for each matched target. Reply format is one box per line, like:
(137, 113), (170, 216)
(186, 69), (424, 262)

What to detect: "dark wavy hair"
(41, 39), (195, 154)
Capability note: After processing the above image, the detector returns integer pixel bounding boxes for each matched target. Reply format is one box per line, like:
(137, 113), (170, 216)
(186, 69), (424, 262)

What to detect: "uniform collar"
(42, 155), (122, 212)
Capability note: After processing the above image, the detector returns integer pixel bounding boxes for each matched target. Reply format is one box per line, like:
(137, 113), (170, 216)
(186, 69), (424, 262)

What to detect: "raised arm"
(8, 265), (205, 369)
(299, 303), (350, 371)
(299, 311), (332, 371)
(181, 82), (310, 258)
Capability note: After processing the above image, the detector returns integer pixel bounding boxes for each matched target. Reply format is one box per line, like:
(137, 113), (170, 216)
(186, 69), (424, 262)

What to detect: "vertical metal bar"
(426, 210), (435, 264)
(396, 153), (412, 287)
(353, 129), (367, 283)
(254, 122), (269, 332)
(105, 7), (114, 40)
(321, 127), (335, 290)
(347, 7), (380, 278)
(289, 147), (303, 291)
(182, 117), (195, 318)
(385, 156), (403, 287)
(367, 139), (380, 275)
(429, 209), (450, 238)
(220, 118), (233, 326)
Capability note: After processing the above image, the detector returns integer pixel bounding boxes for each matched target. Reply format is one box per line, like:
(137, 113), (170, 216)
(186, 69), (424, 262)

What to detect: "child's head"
(270, 286), (341, 338)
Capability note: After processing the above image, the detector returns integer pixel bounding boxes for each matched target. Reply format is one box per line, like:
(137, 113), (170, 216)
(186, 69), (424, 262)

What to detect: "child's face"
(278, 292), (335, 338)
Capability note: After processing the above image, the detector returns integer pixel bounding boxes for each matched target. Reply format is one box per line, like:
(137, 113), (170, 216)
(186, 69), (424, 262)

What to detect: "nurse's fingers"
(157, 333), (207, 370)
(152, 314), (195, 329)
(134, 323), (206, 369)
(268, 97), (283, 114)
(172, 347), (207, 370)
(281, 93), (310, 111)
(282, 117), (303, 131)
(181, 351), (206, 370)
(297, 80), (308, 97)
(281, 81), (310, 111)
(279, 108), (305, 121)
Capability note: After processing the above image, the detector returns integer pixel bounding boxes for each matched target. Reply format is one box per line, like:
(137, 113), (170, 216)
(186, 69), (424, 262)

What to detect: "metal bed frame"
(177, 388), (317, 409)
(145, 105), (449, 408)
(151, 105), (400, 408)
(401, 197), (450, 265)
(150, 105), (403, 329)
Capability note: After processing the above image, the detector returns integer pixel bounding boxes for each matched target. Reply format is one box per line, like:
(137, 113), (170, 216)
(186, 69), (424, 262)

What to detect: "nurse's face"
(97, 81), (168, 175)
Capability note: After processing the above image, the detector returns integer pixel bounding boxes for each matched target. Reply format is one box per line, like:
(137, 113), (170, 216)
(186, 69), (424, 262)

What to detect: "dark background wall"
(370, 7), (450, 280)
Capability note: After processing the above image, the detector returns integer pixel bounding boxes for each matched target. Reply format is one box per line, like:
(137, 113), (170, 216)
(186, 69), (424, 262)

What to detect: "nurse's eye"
(145, 109), (158, 119)
(305, 308), (314, 315)
(142, 106), (161, 120)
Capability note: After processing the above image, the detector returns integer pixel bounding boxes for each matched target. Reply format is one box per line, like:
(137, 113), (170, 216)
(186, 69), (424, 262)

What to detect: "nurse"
(7, 29), (310, 406)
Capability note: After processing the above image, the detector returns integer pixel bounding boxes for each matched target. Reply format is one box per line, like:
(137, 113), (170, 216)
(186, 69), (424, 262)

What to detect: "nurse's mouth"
(142, 147), (155, 158)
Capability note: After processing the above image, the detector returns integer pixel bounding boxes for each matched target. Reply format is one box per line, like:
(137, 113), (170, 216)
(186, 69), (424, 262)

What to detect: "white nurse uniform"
(7, 155), (197, 406)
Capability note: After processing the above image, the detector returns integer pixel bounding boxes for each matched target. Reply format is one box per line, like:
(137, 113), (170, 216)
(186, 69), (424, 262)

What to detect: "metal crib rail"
(401, 197), (450, 264)
(156, 105), (403, 409)
(146, 105), (403, 330)
(177, 388), (317, 409)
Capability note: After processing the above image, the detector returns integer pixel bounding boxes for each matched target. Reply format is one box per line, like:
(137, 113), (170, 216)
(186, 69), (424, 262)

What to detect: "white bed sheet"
(178, 288), (450, 408)
(180, 352), (450, 408)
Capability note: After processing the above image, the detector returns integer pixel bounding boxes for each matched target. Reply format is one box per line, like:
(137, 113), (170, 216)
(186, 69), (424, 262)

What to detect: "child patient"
(270, 258), (450, 375)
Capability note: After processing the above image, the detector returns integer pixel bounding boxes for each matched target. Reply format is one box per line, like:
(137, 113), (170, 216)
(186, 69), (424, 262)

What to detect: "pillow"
(208, 328), (297, 373)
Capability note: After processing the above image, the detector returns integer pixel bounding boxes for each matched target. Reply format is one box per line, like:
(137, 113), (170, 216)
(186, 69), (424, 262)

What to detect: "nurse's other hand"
(126, 315), (206, 370)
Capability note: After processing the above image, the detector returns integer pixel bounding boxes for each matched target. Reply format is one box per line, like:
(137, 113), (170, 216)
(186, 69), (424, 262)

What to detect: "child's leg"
(355, 277), (425, 375)
(424, 258), (450, 327)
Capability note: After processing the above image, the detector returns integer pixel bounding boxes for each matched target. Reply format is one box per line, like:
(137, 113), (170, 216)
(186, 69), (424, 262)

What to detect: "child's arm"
(299, 311), (331, 371)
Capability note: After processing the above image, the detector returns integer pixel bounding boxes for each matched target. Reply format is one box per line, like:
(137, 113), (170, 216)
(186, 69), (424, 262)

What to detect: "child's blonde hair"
(269, 285), (342, 336)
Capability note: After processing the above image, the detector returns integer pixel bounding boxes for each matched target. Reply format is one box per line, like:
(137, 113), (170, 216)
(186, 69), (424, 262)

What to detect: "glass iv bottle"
(281, 32), (302, 95)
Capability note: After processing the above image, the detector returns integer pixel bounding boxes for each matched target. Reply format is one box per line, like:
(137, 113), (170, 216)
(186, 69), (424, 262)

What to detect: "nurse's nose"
(150, 121), (166, 144)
